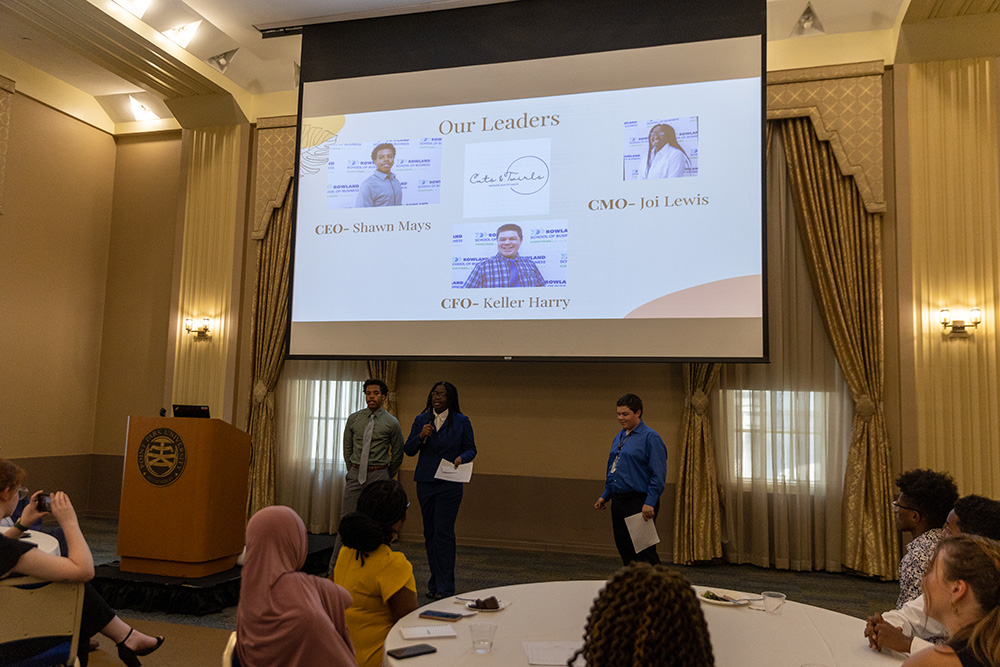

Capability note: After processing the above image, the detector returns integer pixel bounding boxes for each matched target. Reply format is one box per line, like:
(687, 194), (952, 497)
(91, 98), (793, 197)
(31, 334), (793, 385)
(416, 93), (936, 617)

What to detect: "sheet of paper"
(434, 459), (474, 483)
(399, 624), (457, 639)
(523, 641), (584, 666)
(625, 512), (660, 554)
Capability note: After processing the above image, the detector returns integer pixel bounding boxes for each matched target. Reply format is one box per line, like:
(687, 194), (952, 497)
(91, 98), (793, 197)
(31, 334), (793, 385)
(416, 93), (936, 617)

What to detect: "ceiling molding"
(904, 0), (1000, 22)
(2, 0), (225, 99)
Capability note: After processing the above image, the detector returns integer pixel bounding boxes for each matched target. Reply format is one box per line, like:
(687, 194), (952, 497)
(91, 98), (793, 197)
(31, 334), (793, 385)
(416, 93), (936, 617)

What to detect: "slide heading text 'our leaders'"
(438, 113), (560, 135)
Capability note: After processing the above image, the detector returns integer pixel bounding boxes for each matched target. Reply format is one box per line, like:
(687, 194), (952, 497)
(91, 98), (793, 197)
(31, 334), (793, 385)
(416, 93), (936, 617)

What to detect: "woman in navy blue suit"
(403, 381), (476, 600)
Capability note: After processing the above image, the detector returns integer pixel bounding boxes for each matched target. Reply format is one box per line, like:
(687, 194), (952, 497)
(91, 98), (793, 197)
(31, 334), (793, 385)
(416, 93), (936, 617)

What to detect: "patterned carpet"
(79, 516), (898, 633)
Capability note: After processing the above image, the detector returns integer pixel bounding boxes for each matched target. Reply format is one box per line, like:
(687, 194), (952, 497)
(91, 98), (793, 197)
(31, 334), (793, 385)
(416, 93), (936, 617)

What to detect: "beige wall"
(394, 360), (683, 482)
(0, 93), (115, 459)
(391, 361), (683, 554)
(92, 132), (182, 457)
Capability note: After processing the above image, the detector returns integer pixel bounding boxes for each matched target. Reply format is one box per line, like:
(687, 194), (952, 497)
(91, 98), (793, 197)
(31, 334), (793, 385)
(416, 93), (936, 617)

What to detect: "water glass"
(470, 622), (497, 654)
(762, 591), (786, 614)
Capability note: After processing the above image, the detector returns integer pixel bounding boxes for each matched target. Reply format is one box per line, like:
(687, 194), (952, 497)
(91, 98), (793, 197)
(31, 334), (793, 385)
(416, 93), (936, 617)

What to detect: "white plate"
(697, 588), (754, 607)
(464, 600), (510, 611)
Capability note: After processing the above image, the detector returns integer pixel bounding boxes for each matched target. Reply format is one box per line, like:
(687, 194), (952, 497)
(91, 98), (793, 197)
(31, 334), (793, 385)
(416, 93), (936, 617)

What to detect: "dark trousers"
(78, 582), (117, 667)
(610, 492), (660, 566)
(416, 480), (463, 595)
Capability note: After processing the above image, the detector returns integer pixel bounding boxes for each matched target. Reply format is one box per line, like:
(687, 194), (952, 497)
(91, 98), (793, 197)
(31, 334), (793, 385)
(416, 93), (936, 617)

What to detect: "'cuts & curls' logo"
(468, 155), (549, 195)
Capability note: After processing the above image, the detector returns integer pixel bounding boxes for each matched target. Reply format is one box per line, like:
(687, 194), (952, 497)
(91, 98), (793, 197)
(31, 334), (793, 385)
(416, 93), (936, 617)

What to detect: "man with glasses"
(891, 469), (958, 607)
(866, 494), (1000, 654)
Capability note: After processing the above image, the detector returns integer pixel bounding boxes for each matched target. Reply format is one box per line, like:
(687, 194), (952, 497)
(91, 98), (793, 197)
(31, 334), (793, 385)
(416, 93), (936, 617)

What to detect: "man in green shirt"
(328, 379), (405, 572)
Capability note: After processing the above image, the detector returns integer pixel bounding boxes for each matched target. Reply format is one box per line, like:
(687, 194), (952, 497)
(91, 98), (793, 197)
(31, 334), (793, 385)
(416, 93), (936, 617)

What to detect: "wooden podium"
(118, 416), (251, 577)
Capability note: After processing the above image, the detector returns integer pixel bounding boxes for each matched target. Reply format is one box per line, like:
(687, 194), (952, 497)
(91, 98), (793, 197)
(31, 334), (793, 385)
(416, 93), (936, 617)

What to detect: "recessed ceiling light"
(790, 3), (825, 38)
(207, 48), (239, 74)
(112, 0), (151, 20)
(163, 20), (201, 48)
(129, 95), (160, 121)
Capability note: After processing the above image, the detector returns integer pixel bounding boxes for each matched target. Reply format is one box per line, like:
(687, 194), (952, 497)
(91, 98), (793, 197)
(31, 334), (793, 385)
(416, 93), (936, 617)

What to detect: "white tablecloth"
(384, 581), (905, 666)
(19, 531), (60, 556)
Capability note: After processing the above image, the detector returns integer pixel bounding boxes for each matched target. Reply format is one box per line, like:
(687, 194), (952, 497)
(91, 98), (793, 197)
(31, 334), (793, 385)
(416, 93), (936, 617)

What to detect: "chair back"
(221, 630), (237, 667)
(0, 575), (85, 666)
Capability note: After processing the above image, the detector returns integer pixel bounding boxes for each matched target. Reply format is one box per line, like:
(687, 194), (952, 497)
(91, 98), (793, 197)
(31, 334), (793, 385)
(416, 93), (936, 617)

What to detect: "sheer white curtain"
(713, 130), (852, 571)
(275, 359), (367, 533)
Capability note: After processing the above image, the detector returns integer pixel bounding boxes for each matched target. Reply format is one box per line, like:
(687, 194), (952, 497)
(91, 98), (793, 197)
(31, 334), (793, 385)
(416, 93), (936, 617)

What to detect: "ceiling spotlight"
(790, 3), (825, 38)
(112, 0), (151, 19)
(163, 20), (202, 48)
(208, 49), (239, 74)
(129, 95), (160, 121)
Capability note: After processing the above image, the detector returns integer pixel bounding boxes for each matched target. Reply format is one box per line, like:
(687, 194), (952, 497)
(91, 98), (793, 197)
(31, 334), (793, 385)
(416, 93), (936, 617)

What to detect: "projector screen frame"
(287, 0), (769, 363)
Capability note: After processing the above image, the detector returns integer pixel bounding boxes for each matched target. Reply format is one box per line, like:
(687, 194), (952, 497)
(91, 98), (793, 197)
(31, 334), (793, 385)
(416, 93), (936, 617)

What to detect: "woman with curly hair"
(569, 563), (714, 667)
(902, 535), (1000, 667)
(333, 479), (418, 667)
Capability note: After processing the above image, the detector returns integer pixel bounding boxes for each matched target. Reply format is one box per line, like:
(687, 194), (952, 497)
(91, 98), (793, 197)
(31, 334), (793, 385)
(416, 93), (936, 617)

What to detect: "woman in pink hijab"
(236, 505), (357, 667)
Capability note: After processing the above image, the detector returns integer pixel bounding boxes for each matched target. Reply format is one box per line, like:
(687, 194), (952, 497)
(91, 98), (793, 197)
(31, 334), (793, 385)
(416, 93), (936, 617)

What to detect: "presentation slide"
(290, 36), (763, 360)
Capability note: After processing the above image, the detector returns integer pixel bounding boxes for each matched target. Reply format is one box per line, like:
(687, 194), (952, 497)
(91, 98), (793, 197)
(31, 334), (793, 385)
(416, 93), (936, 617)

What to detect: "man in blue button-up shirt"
(593, 393), (667, 565)
(356, 143), (403, 207)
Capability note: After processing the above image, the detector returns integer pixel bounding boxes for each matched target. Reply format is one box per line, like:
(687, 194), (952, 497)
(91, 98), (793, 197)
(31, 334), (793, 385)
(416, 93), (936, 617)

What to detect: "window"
(304, 378), (365, 462)
(726, 389), (839, 484)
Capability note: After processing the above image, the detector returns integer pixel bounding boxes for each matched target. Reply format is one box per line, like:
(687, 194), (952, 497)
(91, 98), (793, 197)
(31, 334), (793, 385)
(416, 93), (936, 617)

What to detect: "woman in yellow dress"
(332, 480), (418, 667)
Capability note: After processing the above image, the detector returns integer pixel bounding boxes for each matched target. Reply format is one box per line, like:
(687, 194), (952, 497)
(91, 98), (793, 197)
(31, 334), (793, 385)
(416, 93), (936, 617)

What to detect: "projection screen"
(289, 0), (766, 361)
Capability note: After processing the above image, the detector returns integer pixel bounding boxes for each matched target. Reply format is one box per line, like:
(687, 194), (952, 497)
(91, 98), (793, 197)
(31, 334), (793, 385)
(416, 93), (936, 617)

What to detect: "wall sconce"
(184, 317), (212, 338)
(940, 308), (982, 337)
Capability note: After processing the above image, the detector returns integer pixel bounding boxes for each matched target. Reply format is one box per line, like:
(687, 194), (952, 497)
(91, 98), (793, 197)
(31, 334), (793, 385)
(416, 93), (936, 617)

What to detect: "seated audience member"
(893, 469), (959, 606)
(569, 562), (715, 667)
(867, 495), (1000, 655)
(901, 535), (1000, 667)
(236, 505), (356, 667)
(2, 459), (163, 667)
(332, 480), (418, 667)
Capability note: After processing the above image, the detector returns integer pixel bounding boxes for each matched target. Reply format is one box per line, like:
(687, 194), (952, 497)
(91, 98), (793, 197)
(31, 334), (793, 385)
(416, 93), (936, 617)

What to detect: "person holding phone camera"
(2, 458), (164, 667)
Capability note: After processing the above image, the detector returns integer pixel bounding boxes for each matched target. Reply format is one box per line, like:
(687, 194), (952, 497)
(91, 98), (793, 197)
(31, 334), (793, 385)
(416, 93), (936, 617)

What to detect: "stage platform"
(91, 533), (336, 616)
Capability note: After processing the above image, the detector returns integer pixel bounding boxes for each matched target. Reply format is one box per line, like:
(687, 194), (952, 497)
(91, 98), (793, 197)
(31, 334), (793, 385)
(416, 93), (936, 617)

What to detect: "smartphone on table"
(386, 644), (437, 659)
(417, 609), (464, 622)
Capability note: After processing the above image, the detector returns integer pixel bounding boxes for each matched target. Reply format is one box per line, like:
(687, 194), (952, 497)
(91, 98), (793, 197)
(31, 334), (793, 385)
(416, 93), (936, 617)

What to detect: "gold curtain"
(780, 117), (898, 579)
(367, 360), (399, 416)
(246, 180), (294, 517)
(672, 363), (723, 564)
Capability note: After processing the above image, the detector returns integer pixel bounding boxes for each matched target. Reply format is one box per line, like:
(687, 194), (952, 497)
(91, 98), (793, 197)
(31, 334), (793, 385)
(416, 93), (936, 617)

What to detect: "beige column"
(168, 124), (251, 422)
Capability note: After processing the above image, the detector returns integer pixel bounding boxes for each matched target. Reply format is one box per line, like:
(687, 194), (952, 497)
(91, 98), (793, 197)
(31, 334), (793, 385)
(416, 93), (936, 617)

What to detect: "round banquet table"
(18, 530), (60, 556)
(384, 581), (905, 666)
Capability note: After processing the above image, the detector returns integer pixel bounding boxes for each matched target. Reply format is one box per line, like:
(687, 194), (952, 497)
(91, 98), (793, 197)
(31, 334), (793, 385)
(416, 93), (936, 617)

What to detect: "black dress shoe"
(425, 590), (438, 599)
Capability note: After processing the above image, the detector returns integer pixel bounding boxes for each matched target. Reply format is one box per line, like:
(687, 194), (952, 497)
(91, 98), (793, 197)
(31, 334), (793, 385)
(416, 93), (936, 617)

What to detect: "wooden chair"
(0, 576), (85, 667)
(221, 630), (237, 667)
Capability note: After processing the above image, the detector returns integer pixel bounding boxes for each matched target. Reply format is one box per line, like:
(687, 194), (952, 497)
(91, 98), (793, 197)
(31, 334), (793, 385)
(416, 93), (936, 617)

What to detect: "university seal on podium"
(137, 428), (187, 486)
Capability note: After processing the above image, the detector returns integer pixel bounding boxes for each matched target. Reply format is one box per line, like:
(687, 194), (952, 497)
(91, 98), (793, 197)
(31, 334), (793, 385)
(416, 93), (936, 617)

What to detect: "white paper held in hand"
(624, 512), (660, 554)
(434, 459), (474, 483)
